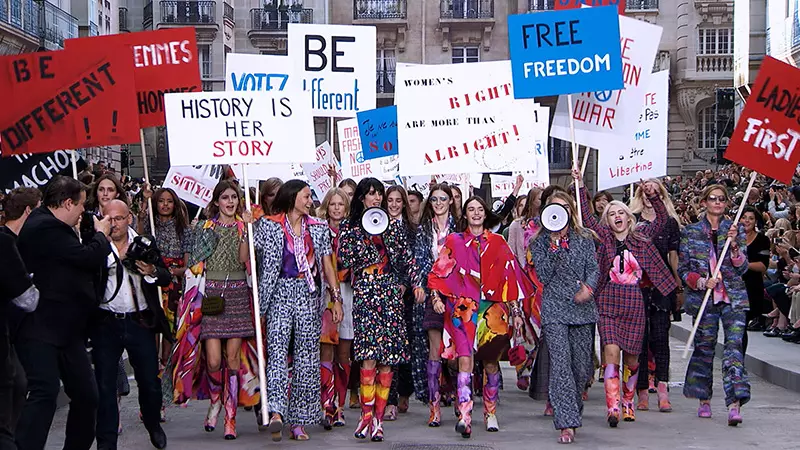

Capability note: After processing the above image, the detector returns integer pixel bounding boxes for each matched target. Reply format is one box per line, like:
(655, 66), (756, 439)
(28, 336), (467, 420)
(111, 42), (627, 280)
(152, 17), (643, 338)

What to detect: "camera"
(122, 234), (161, 272)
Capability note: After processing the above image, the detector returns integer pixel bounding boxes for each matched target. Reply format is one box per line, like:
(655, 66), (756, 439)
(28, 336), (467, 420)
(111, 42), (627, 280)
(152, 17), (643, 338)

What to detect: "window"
(697, 106), (716, 150)
(452, 46), (479, 63)
(376, 49), (396, 93)
(698, 28), (734, 55)
(199, 45), (212, 78)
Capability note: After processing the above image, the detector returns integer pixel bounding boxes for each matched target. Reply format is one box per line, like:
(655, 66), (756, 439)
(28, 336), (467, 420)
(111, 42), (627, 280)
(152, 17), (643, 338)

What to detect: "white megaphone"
(361, 207), (389, 235)
(541, 203), (569, 232)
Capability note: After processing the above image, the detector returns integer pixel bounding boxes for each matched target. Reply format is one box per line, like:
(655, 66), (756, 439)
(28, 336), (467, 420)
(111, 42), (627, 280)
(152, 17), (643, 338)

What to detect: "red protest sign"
(65, 28), (202, 128)
(554, 0), (626, 15)
(724, 56), (800, 184)
(0, 49), (140, 157)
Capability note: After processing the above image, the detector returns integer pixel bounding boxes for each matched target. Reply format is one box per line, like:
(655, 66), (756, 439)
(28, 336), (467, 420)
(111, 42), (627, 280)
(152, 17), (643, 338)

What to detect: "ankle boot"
(622, 364), (639, 422)
(603, 364), (621, 427)
(455, 372), (473, 438)
(354, 368), (376, 440)
(321, 362), (336, 430)
(204, 370), (223, 432)
(333, 362), (351, 426)
(426, 360), (442, 427)
(372, 371), (392, 442)
(483, 371), (500, 432)
(656, 382), (672, 412)
(223, 369), (239, 440)
(637, 389), (649, 411)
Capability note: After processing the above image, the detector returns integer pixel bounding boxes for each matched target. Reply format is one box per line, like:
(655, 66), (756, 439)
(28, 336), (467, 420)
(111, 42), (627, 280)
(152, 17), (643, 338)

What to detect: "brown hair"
(152, 187), (190, 239)
(1, 187), (42, 221)
(700, 184), (730, 203)
(206, 180), (243, 218)
(90, 173), (127, 210)
(259, 177), (284, 215)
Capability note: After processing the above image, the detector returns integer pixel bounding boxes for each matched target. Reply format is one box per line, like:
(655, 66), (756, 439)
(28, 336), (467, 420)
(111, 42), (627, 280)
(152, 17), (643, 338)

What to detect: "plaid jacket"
(579, 187), (678, 298)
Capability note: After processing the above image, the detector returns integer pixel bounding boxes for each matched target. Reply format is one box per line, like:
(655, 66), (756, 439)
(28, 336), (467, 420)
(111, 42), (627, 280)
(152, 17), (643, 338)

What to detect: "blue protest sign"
(508, 6), (623, 98)
(357, 106), (398, 161)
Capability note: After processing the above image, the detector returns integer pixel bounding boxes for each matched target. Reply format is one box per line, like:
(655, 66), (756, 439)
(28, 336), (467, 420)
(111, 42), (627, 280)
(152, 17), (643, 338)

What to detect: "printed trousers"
(637, 287), (672, 389)
(683, 302), (750, 407)
(267, 279), (321, 425)
(544, 323), (593, 430)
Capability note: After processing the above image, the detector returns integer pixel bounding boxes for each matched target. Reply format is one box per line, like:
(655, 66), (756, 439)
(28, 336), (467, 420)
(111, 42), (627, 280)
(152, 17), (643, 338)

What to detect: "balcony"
(0, 0), (43, 49)
(144, 1), (152, 28)
(43, 2), (78, 50)
(527, 0), (554, 11)
(119, 7), (129, 32)
(696, 53), (732, 73)
(248, 5), (313, 48)
(354, 1), (407, 20)
(440, 0), (493, 20)
(549, 138), (572, 171)
(223, 1), (234, 25)
(158, 1), (219, 40)
(377, 69), (395, 94)
(625, 0), (658, 10)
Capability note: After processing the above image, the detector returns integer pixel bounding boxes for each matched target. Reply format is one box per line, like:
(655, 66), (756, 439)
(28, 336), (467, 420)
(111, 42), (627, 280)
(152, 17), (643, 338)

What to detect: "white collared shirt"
(101, 227), (152, 314)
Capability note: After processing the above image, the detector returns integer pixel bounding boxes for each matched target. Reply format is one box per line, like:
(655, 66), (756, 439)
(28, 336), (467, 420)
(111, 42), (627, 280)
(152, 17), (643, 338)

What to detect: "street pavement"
(44, 337), (800, 449)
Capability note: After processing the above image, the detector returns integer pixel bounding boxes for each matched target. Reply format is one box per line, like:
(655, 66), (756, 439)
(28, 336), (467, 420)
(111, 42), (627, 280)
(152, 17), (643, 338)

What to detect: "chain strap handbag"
(201, 273), (228, 316)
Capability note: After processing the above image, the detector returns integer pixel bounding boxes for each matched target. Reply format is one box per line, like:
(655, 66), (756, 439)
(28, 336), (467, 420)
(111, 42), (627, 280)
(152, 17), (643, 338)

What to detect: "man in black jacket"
(92, 200), (170, 450)
(14, 176), (111, 450)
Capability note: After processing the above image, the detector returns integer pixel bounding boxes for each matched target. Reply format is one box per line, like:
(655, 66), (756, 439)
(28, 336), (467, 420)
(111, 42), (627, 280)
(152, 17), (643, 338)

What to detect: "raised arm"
(637, 190), (668, 238)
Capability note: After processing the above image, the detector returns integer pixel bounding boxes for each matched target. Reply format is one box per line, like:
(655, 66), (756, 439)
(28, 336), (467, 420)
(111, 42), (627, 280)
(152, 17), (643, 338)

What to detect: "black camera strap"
(101, 252), (124, 305)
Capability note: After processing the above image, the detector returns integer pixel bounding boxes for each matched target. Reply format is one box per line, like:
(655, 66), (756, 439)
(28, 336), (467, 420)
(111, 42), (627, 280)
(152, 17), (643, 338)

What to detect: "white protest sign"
(164, 90), (315, 166)
(490, 173), (550, 198)
(597, 70), (668, 190)
(288, 24), (376, 118)
(301, 141), (343, 199)
(550, 16), (662, 148)
(163, 165), (224, 207)
(225, 53), (298, 93)
(231, 163), (304, 183)
(404, 175), (431, 197)
(337, 118), (399, 181)
(395, 61), (546, 176)
(435, 174), (471, 198)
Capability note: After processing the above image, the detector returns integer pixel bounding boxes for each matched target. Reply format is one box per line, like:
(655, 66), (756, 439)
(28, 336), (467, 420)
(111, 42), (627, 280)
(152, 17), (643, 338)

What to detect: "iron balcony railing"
(160, 1), (216, 25)
(250, 6), (313, 31)
(377, 69), (395, 93)
(119, 6), (129, 31)
(43, 2), (78, 49)
(1, 0), (42, 39)
(793, 12), (800, 50)
(528, 0), (554, 11)
(354, 1), (407, 20)
(224, 2), (234, 22)
(144, 1), (153, 27)
(549, 138), (572, 170)
(440, 0), (493, 19)
(625, 0), (658, 10)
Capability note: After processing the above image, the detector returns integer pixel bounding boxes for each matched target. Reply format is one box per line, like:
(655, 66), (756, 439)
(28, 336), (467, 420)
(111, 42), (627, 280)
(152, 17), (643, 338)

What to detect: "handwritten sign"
(357, 106), (398, 160)
(301, 141), (343, 198)
(725, 57), (800, 184)
(0, 151), (86, 190)
(597, 70), (668, 190)
(337, 118), (398, 181)
(65, 28), (201, 128)
(162, 165), (224, 207)
(490, 173), (550, 198)
(225, 53), (294, 93)
(550, 15), (662, 149)
(554, 0), (626, 15)
(164, 91), (315, 166)
(508, 6), (623, 98)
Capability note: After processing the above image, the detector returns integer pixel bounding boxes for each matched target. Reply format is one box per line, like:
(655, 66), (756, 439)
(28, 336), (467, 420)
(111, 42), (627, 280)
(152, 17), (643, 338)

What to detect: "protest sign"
(301, 141), (342, 199)
(231, 163), (305, 183)
(337, 118), (398, 181)
(554, 0), (626, 15)
(357, 106), (398, 160)
(507, 6), (623, 98)
(65, 28), (201, 128)
(288, 24), (376, 117)
(404, 175), (432, 197)
(0, 151), (86, 191)
(550, 15), (662, 148)
(597, 70), (668, 190)
(162, 165), (225, 208)
(0, 50), (140, 157)
(225, 53), (295, 93)
(490, 173), (550, 198)
(164, 90), (315, 166)
(725, 57), (800, 184)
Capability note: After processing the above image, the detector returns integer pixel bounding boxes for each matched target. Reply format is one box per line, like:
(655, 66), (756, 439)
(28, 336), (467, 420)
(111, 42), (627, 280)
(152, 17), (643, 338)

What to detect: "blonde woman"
(629, 179), (683, 412)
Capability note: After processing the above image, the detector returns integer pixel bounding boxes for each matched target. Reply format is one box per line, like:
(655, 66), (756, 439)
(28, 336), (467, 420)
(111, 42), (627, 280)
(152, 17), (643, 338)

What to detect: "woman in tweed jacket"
(531, 190), (598, 445)
(678, 184), (749, 426)
(573, 170), (677, 427)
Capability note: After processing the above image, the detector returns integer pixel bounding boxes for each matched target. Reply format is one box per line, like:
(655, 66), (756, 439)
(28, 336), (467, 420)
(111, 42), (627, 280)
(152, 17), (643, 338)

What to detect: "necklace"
(213, 216), (237, 228)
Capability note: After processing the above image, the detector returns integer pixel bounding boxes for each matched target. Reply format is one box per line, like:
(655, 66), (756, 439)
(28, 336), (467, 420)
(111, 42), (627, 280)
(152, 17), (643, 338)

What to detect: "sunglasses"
(706, 195), (727, 203)
(430, 196), (449, 204)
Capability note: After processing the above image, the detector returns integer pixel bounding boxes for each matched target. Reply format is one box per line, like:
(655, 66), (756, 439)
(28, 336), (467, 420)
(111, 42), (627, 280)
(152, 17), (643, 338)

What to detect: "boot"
(637, 389), (649, 411)
(321, 362), (336, 430)
(622, 364), (639, 422)
(223, 369), (239, 440)
(426, 360), (442, 427)
(354, 368), (376, 440)
(603, 364), (621, 428)
(333, 362), (351, 427)
(656, 382), (672, 412)
(455, 372), (473, 439)
(372, 371), (392, 442)
(204, 370), (223, 432)
(483, 371), (500, 432)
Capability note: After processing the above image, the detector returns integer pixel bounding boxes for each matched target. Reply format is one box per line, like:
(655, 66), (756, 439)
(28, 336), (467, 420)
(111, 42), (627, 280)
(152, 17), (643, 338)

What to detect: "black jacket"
(0, 231), (33, 363)
(15, 207), (111, 345)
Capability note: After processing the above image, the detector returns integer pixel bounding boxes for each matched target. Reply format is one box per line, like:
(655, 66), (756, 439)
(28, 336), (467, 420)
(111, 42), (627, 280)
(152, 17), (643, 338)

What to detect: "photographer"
(91, 200), (170, 450)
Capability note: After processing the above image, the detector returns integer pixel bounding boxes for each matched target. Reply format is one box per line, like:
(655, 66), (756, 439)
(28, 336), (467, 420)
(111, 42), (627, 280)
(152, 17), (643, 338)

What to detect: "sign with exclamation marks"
(111, 111), (118, 134)
(83, 118), (91, 140)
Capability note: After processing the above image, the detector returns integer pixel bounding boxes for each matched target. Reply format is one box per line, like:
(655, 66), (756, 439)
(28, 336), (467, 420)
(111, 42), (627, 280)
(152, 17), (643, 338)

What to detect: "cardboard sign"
(550, 15), (662, 148)
(65, 28), (201, 129)
(288, 24), (376, 117)
(508, 7), (623, 98)
(357, 106), (398, 160)
(337, 118), (398, 181)
(597, 70), (668, 190)
(0, 151), (86, 190)
(225, 53), (294, 93)
(162, 165), (225, 208)
(164, 90), (315, 166)
(554, 0), (626, 15)
(301, 141), (343, 199)
(490, 173), (550, 198)
(403, 175), (432, 197)
(725, 57), (800, 184)
(0, 50), (140, 157)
